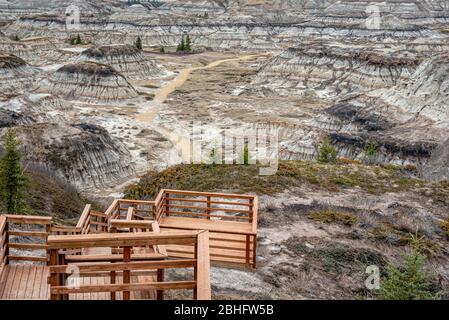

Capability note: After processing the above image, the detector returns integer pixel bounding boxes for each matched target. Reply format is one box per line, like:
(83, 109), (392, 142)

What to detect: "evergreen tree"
(380, 234), (440, 300)
(317, 138), (338, 164)
(176, 37), (185, 53)
(160, 46), (165, 53)
(135, 36), (143, 50)
(0, 129), (27, 214)
(76, 34), (82, 45)
(185, 35), (192, 52)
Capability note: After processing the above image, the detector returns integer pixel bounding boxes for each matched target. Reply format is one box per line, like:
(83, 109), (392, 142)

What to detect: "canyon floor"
(0, 0), (448, 300)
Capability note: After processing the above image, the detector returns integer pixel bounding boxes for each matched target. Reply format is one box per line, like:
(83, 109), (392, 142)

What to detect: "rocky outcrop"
(49, 62), (139, 103)
(0, 109), (34, 128)
(1, 94), (71, 123)
(386, 54), (449, 125)
(15, 123), (136, 189)
(421, 138), (449, 181)
(253, 46), (421, 97)
(0, 53), (38, 97)
(322, 96), (443, 165)
(76, 44), (163, 80)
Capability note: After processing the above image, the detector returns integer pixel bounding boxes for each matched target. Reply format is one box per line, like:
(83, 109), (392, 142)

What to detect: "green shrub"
(380, 234), (440, 300)
(135, 36), (143, 50)
(318, 139), (338, 164)
(365, 142), (378, 164)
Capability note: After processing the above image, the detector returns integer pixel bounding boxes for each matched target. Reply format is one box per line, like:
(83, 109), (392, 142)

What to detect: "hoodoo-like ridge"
(0, 53), (38, 97)
(49, 61), (139, 103)
(16, 122), (136, 189)
(254, 45), (422, 97)
(77, 44), (162, 79)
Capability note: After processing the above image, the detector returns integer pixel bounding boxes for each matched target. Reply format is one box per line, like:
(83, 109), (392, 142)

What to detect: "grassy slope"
(124, 160), (449, 205)
(0, 169), (89, 225)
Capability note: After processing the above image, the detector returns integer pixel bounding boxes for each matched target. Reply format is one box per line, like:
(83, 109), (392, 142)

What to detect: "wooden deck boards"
(160, 216), (255, 235)
(0, 265), (157, 300)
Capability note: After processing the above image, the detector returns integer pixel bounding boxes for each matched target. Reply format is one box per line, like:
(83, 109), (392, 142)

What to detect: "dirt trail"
(137, 54), (265, 162)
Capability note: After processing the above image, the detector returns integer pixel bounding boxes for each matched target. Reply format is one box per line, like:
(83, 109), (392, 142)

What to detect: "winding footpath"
(137, 54), (266, 163)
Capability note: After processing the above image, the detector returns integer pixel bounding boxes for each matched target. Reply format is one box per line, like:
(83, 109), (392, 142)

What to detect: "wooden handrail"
(161, 189), (256, 199)
(47, 230), (202, 249)
(3, 214), (52, 225)
(109, 219), (154, 230)
(153, 189), (258, 224)
(2, 214), (51, 264)
(50, 259), (197, 273)
(48, 230), (211, 300)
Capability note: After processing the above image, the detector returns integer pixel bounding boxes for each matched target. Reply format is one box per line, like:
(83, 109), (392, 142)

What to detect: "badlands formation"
(0, 0), (448, 299)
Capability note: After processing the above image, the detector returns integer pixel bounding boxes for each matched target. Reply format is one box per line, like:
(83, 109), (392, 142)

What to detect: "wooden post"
(45, 224), (51, 266)
(123, 246), (131, 300)
(206, 196), (211, 220)
(157, 269), (164, 300)
(110, 270), (116, 300)
(4, 221), (9, 265)
(193, 242), (198, 300)
(196, 231), (211, 300)
(165, 192), (170, 216)
(252, 235), (257, 270)
(245, 234), (251, 267)
(249, 198), (254, 223)
(49, 249), (60, 300)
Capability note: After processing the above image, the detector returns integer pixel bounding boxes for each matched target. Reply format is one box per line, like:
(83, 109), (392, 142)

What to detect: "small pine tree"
(135, 36), (143, 50)
(204, 12), (209, 19)
(75, 34), (82, 45)
(178, 37), (186, 52)
(160, 46), (165, 53)
(13, 35), (20, 41)
(0, 129), (27, 214)
(318, 139), (338, 164)
(185, 35), (192, 52)
(380, 234), (440, 300)
(365, 142), (378, 164)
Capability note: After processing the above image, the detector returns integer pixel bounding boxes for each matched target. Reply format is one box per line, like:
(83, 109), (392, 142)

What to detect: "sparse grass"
(308, 209), (357, 226)
(2, 168), (95, 225)
(439, 217), (449, 240)
(284, 237), (387, 275)
(124, 160), (447, 199)
(369, 223), (441, 257)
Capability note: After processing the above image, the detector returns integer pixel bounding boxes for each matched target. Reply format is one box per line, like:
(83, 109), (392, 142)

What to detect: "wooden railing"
(105, 199), (155, 222)
(153, 189), (258, 269)
(47, 231), (211, 300)
(1, 214), (52, 264)
(76, 204), (108, 234)
(156, 189), (258, 225)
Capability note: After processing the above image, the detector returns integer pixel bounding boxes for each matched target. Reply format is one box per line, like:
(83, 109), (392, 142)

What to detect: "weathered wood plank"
(8, 255), (47, 262)
(196, 231), (211, 300)
(4, 215), (52, 225)
(51, 280), (196, 294)
(50, 259), (197, 274)
(47, 231), (200, 249)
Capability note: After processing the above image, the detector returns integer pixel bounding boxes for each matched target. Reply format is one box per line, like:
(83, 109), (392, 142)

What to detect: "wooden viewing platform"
(0, 189), (258, 300)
